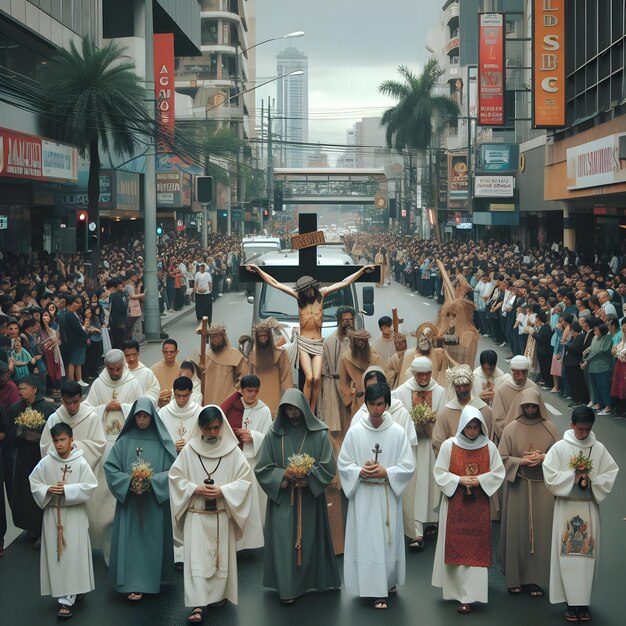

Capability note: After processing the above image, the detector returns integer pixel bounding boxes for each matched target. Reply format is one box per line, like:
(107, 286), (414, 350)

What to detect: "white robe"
(85, 366), (143, 561)
(236, 399), (272, 550)
(393, 377), (446, 535)
(29, 447), (98, 598)
(128, 361), (161, 405)
(169, 434), (252, 607)
(432, 438), (504, 604)
(40, 403), (106, 471)
(351, 398), (419, 539)
(471, 365), (505, 406)
(158, 397), (203, 562)
(543, 430), (619, 606)
(339, 413), (415, 598)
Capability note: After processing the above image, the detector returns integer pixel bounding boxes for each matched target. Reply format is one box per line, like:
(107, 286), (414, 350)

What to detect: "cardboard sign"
(291, 230), (326, 250)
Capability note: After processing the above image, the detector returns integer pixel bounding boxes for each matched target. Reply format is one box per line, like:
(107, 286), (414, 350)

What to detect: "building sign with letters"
(566, 133), (626, 190)
(478, 13), (505, 126)
(475, 175), (515, 197)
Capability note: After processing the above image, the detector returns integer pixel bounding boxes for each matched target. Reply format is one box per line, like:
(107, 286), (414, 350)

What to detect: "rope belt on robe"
(519, 475), (544, 554)
(186, 506), (226, 569)
(291, 484), (305, 567)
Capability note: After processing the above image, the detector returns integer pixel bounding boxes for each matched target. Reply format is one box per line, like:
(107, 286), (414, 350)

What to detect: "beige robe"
(498, 413), (561, 589)
(491, 376), (542, 442)
(150, 359), (181, 394)
(248, 347), (294, 418)
(190, 346), (248, 406)
(339, 349), (383, 418)
(318, 331), (350, 432)
(85, 366), (143, 561)
(169, 428), (252, 607)
(372, 337), (396, 366)
(385, 350), (406, 390)
(40, 403), (106, 471)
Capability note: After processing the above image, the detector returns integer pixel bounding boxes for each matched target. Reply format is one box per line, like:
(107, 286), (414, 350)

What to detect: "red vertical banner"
(532, 0), (566, 128)
(478, 13), (505, 126)
(154, 33), (175, 143)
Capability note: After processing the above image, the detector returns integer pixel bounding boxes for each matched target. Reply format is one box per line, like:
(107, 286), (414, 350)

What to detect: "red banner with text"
(154, 33), (175, 148)
(478, 13), (505, 126)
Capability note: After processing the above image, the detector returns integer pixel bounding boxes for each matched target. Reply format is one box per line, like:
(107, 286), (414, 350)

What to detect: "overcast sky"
(253, 0), (442, 145)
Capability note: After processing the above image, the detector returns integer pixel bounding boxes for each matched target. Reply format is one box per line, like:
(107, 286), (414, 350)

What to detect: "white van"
(246, 246), (375, 337)
(241, 236), (282, 263)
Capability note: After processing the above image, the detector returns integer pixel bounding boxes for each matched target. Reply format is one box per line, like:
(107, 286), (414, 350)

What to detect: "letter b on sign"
(196, 176), (213, 204)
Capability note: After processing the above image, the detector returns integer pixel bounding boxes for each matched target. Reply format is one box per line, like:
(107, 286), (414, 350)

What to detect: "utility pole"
(265, 99), (273, 233)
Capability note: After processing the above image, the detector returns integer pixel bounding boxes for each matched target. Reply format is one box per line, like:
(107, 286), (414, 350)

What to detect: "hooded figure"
(169, 405), (252, 609)
(498, 388), (561, 594)
(432, 405), (505, 613)
(104, 397), (177, 598)
(255, 388), (341, 602)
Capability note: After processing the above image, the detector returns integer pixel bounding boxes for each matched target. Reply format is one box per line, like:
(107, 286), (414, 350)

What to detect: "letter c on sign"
(542, 77), (558, 93)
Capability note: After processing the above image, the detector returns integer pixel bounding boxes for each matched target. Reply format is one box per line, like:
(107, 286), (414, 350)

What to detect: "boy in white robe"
(543, 405), (619, 623)
(30, 423), (98, 619)
(178, 361), (204, 406)
(168, 405), (252, 623)
(123, 339), (161, 405)
(432, 405), (505, 614)
(339, 383), (414, 609)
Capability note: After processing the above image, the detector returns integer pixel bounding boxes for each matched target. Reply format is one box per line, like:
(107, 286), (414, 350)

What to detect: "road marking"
(227, 301), (240, 304)
(423, 302), (430, 306)
(544, 402), (561, 416)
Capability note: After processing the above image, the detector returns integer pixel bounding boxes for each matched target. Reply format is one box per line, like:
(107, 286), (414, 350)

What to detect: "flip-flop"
(127, 592), (143, 601)
(508, 586), (522, 594)
(527, 584), (544, 597)
(373, 599), (388, 609)
(187, 607), (204, 623)
(57, 604), (73, 619)
(564, 607), (579, 622)
(457, 603), (473, 613)
(578, 608), (591, 622)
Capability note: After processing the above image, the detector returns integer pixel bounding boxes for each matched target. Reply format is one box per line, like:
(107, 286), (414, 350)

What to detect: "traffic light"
(388, 198), (397, 218)
(273, 185), (283, 211)
(77, 210), (88, 224)
(156, 224), (164, 237)
(263, 208), (269, 218)
(76, 210), (88, 252)
(196, 176), (213, 204)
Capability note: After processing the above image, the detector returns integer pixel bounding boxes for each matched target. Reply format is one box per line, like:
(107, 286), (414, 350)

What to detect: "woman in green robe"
(104, 396), (177, 600)
(255, 388), (340, 603)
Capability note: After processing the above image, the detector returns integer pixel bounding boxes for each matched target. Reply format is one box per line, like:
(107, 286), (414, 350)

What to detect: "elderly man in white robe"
(40, 381), (106, 472)
(122, 339), (160, 405)
(350, 366), (418, 543)
(543, 405), (619, 623)
(339, 382), (414, 609)
(393, 356), (446, 550)
(169, 405), (252, 623)
(85, 348), (142, 562)
(30, 422), (98, 619)
(432, 405), (505, 614)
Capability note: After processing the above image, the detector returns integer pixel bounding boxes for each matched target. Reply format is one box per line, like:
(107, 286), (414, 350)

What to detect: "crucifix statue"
(242, 213), (380, 413)
(372, 443), (382, 463)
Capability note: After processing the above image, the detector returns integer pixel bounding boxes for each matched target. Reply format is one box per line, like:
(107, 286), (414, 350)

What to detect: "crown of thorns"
(347, 329), (371, 339)
(295, 276), (318, 292)
(253, 321), (274, 334)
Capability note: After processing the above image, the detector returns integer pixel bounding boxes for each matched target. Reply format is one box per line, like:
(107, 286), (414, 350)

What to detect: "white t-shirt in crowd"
(194, 270), (212, 293)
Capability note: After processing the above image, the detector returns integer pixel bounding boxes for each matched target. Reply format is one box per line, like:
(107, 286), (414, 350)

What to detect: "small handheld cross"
(61, 464), (72, 481)
(243, 416), (252, 430)
(177, 425), (187, 439)
(372, 443), (382, 463)
(136, 446), (143, 459)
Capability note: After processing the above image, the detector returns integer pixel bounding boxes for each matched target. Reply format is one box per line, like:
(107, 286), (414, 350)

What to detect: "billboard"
(448, 154), (469, 208)
(476, 143), (519, 173)
(475, 175), (515, 197)
(154, 33), (175, 137)
(533, 0), (566, 128)
(478, 13), (505, 126)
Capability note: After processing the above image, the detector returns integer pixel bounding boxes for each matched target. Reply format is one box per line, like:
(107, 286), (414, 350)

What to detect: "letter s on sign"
(542, 77), (558, 93)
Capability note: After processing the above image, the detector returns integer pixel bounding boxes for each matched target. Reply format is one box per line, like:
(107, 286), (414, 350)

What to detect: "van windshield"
(242, 246), (280, 263)
(259, 284), (355, 321)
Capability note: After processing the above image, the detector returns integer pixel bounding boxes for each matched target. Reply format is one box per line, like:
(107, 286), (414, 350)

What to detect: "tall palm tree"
(40, 37), (151, 228)
(379, 60), (459, 152)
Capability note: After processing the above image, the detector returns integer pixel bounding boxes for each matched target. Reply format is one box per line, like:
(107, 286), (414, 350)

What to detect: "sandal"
(508, 586), (522, 594)
(127, 592), (143, 601)
(57, 604), (74, 619)
(527, 584), (544, 597)
(373, 599), (388, 609)
(388, 586), (397, 594)
(409, 537), (425, 551)
(188, 607), (204, 623)
(457, 603), (473, 613)
(564, 606), (579, 622)
(578, 607), (591, 622)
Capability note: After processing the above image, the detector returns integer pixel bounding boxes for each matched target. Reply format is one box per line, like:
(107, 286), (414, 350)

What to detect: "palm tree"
(379, 59), (459, 152)
(40, 37), (152, 230)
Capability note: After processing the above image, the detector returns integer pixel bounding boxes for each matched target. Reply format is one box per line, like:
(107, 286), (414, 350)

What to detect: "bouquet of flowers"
(286, 453), (315, 479)
(410, 403), (437, 437)
(569, 450), (593, 489)
(130, 459), (154, 495)
(15, 407), (46, 433)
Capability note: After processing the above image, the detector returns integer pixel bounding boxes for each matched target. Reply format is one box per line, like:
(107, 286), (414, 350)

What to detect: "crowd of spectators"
(345, 233), (626, 417)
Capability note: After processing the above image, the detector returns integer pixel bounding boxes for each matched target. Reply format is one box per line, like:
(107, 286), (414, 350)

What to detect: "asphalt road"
(1, 280), (624, 625)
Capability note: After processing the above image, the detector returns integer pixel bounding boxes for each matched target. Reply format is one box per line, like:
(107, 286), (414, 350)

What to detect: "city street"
(1, 280), (624, 625)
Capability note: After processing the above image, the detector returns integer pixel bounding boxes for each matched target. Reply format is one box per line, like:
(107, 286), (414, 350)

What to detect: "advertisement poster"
(478, 13), (505, 126)
(448, 154), (469, 208)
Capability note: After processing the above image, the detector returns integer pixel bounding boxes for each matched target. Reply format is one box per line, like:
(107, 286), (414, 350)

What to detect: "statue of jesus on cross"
(245, 263), (375, 413)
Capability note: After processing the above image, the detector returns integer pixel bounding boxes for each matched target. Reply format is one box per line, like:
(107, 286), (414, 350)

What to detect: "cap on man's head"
(411, 357), (433, 372)
(510, 355), (530, 370)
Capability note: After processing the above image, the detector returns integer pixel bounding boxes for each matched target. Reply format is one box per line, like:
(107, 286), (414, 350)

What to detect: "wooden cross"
(372, 443), (382, 463)
(392, 308), (404, 334)
(238, 213), (381, 284)
(243, 416), (252, 430)
(61, 463), (72, 481)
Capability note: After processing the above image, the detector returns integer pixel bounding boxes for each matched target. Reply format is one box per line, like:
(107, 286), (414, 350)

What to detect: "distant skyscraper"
(276, 47), (308, 167)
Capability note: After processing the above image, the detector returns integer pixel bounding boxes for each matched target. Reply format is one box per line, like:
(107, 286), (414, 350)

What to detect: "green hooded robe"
(104, 397), (177, 594)
(255, 388), (340, 600)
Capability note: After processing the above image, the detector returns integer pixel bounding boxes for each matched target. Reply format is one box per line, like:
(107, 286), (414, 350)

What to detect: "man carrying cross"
(246, 264), (374, 413)
(338, 382), (415, 609)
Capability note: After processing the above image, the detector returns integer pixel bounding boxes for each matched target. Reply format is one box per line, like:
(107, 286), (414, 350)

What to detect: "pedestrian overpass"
(273, 168), (388, 206)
